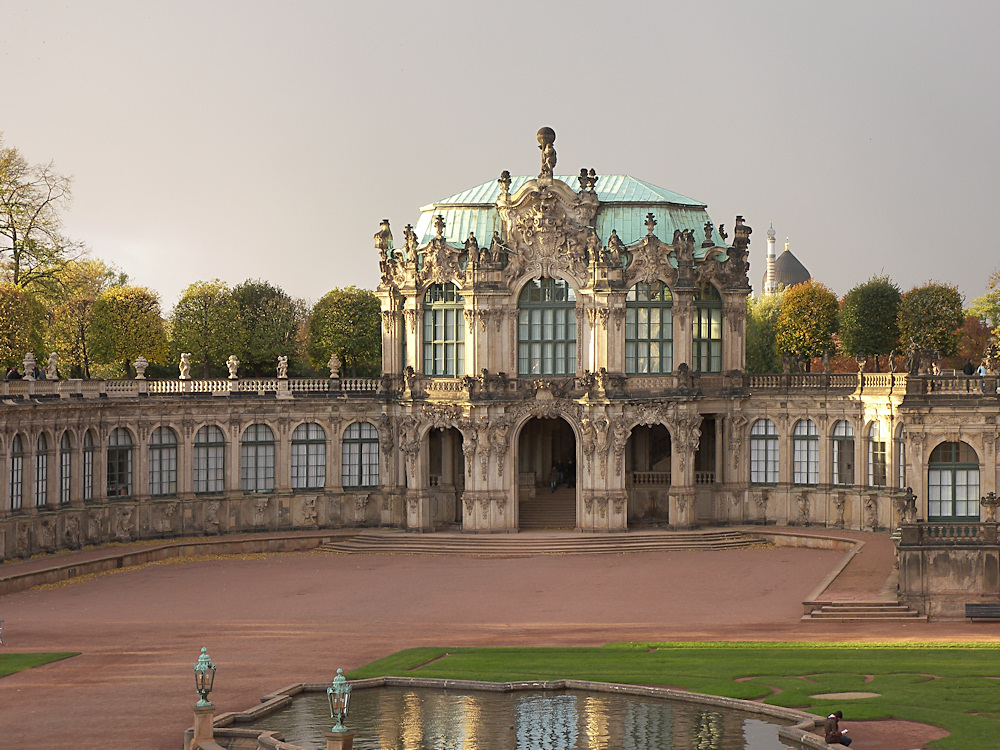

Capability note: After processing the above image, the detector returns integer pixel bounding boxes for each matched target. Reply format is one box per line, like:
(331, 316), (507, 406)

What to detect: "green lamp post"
(193, 647), (217, 708)
(327, 668), (352, 733)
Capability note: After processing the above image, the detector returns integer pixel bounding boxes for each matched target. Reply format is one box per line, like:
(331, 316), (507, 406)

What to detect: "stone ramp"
(318, 528), (766, 556)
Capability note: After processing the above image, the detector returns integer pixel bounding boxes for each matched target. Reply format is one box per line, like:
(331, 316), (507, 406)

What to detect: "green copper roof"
(413, 175), (725, 250)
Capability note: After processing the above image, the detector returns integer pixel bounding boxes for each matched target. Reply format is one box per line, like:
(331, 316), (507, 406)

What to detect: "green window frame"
(625, 282), (673, 374)
(928, 441), (980, 520)
(518, 278), (577, 376)
(693, 283), (722, 373)
(422, 283), (465, 376)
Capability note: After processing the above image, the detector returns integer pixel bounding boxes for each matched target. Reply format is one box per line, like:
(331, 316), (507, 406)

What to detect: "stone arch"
(513, 410), (579, 530)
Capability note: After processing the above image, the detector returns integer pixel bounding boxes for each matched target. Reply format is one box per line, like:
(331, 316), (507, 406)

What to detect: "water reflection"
(253, 687), (788, 750)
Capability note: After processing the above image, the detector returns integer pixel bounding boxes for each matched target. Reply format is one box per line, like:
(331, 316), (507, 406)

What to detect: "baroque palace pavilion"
(2, 130), (998, 615)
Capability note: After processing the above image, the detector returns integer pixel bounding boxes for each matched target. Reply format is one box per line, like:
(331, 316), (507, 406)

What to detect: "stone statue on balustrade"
(226, 354), (240, 380)
(277, 356), (288, 379)
(179, 353), (192, 380)
(327, 352), (341, 379)
(46, 352), (59, 380)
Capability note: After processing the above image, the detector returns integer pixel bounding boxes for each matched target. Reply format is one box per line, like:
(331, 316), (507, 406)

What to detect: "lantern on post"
(193, 647), (217, 707)
(327, 668), (352, 733)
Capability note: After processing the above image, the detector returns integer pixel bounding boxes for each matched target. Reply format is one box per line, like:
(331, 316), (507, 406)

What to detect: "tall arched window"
(107, 428), (134, 498)
(291, 422), (326, 490)
(241, 424), (275, 493)
(342, 422), (379, 488)
(60, 432), (72, 505)
(749, 418), (779, 484)
(792, 419), (818, 485)
(928, 442), (980, 520)
(423, 283), (465, 376)
(518, 278), (576, 376)
(149, 427), (178, 497)
(868, 421), (886, 488)
(10, 435), (24, 511)
(693, 283), (722, 373)
(194, 425), (226, 494)
(625, 281), (673, 374)
(831, 420), (854, 486)
(35, 433), (50, 507)
(83, 430), (95, 502)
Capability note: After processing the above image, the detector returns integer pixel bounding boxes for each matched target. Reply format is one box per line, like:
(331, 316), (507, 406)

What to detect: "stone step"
(801, 600), (926, 622)
(318, 529), (765, 556)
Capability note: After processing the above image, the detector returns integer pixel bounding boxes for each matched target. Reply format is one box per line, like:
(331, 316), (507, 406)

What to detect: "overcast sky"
(2, 1), (998, 311)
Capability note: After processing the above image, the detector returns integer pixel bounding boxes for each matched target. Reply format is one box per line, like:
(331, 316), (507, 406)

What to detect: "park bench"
(965, 603), (1000, 620)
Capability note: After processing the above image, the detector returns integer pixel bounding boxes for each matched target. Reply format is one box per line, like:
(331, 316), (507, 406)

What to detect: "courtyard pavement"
(0, 529), (991, 749)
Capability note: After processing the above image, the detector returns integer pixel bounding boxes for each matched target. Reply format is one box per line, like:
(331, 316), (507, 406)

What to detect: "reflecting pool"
(252, 687), (793, 749)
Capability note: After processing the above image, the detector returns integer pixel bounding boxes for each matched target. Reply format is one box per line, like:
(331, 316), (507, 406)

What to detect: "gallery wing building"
(2, 130), (998, 616)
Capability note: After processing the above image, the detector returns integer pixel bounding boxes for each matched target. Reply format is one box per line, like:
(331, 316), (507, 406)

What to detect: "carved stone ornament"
(622, 231), (679, 289)
(253, 498), (268, 526)
(500, 178), (597, 287)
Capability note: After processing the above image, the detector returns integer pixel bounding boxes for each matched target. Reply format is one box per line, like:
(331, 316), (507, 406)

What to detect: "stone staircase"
(801, 601), (926, 622)
(317, 528), (766, 556)
(518, 487), (576, 529)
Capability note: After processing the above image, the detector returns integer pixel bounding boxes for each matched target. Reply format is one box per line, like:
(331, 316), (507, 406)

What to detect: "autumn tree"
(0, 282), (45, 370)
(0, 135), (81, 288)
(775, 279), (839, 370)
(898, 282), (965, 358)
(89, 286), (168, 377)
(969, 266), (1000, 334)
(838, 274), (901, 371)
(745, 289), (785, 373)
(38, 258), (127, 378)
(231, 279), (305, 376)
(170, 279), (239, 378)
(308, 286), (381, 377)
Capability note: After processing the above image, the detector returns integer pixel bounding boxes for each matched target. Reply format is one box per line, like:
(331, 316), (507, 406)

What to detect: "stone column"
(187, 705), (215, 750)
(672, 290), (695, 371)
(324, 731), (355, 750)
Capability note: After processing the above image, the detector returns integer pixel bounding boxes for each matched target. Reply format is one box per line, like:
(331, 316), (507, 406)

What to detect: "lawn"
(348, 642), (1000, 749)
(0, 652), (78, 678)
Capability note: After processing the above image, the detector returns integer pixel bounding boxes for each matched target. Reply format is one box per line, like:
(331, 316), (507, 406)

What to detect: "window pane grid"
(291, 423), (327, 490)
(423, 284), (465, 376)
(10, 436), (24, 511)
(241, 424), (275, 492)
(342, 422), (379, 488)
(194, 425), (226, 494)
(518, 278), (576, 376)
(626, 283), (673, 375)
(60, 435), (72, 505)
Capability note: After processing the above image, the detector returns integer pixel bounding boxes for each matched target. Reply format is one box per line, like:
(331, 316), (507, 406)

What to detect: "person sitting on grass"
(825, 710), (851, 746)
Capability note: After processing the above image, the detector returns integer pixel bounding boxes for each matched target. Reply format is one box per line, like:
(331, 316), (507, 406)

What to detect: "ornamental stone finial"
(327, 352), (341, 379)
(645, 213), (657, 235)
(433, 214), (446, 239)
(133, 356), (148, 380)
(537, 127), (556, 178)
(498, 170), (512, 195)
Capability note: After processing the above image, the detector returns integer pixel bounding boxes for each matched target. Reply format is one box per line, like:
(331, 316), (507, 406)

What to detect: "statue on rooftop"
(374, 219), (393, 258)
(277, 356), (288, 379)
(179, 353), (191, 380)
(537, 127), (557, 178)
(702, 221), (715, 248)
(403, 223), (418, 259)
(46, 352), (58, 380)
(488, 231), (507, 264)
(464, 232), (481, 265)
(226, 354), (240, 380)
(605, 229), (626, 265)
(498, 170), (512, 195)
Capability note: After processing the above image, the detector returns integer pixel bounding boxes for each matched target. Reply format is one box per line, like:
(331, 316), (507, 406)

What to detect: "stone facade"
(2, 133), (999, 581)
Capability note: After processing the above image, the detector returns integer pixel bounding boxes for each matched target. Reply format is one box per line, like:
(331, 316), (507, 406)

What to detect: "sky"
(2, 1), (998, 311)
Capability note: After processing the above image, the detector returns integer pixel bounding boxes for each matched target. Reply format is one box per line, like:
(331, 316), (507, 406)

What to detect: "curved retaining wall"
(191, 677), (827, 750)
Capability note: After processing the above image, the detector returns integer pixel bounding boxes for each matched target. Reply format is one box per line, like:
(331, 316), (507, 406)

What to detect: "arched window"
(625, 282), (673, 374)
(194, 425), (226, 494)
(291, 422), (326, 490)
(831, 420), (854, 486)
(149, 427), (178, 497)
(35, 433), (50, 507)
(10, 435), (24, 511)
(792, 419), (818, 485)
(518, 278), (576, 376)
(423, 283), (465, 376)
(928, 442), (980, 520)
(868, 421), (886, 488)
(693, 283), (722, 373)
(749, 418), (778, 484)
(241, 424), (275, 493)
(83, 430), (95, 503)
(342, 422), (379, 488)
(107, 428), (134, 498)
(895, 425), (906, 489)
(60, 432), (72, 505)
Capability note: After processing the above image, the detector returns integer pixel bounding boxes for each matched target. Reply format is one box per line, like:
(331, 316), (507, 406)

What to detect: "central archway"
(516, 416), (577, 529)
